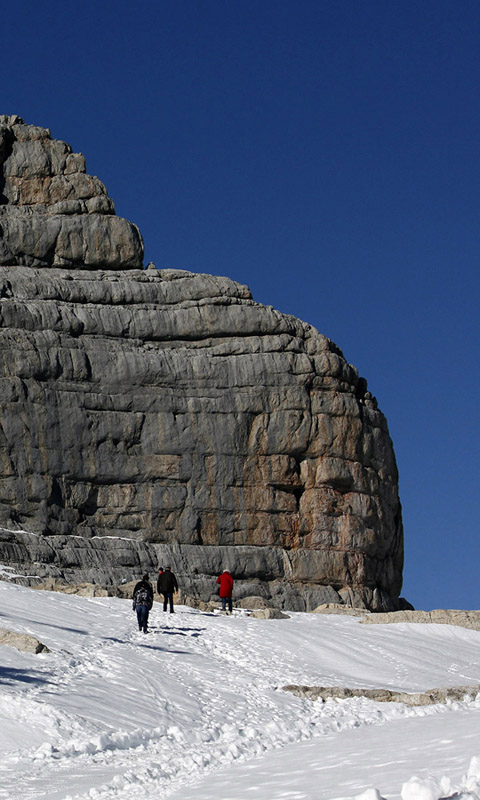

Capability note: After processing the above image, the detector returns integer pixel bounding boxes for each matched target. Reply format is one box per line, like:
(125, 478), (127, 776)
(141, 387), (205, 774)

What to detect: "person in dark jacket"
(157, 566), (178, 613)
(216, 569), (234, 614)
(132, 574), (154, 633)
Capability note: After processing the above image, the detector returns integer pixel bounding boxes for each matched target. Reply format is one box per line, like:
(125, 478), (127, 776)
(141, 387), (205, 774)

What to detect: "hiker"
(157, 565), (178, 613)
(216, 569), (234, 614)
(132, 573), (154, 633)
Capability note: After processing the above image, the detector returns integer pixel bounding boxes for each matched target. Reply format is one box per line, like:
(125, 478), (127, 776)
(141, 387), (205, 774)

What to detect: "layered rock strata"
(0, 115), (143, 268)
(0, 116), (404, 611)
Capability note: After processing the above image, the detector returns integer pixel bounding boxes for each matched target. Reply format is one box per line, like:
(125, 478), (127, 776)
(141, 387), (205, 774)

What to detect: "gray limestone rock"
(0, 627), (50, 654)
(0, 118), (405, 612)
(312, 603), (368, 616)
(281, 685), (480, 705)
(0, 116), (143, 268)
(237, 596), (274, 609)
(32, 579), (109, 597)
(251, 608), (289, 620)
(360, 609), (480, 629)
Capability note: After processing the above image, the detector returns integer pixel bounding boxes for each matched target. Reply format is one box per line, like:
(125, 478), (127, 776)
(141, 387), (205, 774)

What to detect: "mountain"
(0, 115), (404, 611)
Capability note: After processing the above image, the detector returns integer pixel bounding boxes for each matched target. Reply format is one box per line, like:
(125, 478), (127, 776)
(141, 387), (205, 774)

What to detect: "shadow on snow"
(0, 666), (53, 686)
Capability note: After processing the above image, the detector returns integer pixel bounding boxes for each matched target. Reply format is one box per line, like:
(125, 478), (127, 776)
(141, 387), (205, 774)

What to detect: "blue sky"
(3, 0), (479, 610)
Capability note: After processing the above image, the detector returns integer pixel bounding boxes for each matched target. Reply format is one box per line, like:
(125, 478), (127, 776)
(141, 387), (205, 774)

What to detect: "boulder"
(237, 596), (274, 609)
(0, 627), (50, 654)
(251, 608), (289, 620)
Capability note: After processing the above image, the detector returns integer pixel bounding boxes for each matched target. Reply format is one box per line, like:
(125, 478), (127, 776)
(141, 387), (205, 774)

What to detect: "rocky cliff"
(0, 115), (405, 611)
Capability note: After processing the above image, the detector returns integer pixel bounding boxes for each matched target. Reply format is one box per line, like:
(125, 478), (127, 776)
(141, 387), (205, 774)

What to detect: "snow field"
(0, 579), (480, 799)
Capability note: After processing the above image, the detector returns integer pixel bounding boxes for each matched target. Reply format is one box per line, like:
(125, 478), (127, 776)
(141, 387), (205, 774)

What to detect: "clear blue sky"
(3, 0), (479, 611)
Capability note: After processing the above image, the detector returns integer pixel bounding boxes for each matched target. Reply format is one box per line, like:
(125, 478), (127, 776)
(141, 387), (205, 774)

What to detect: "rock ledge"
(282, 684), (480, 705)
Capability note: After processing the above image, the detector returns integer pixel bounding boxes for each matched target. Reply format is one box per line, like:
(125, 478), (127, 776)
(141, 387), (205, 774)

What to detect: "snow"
(0, 579), (479, 800)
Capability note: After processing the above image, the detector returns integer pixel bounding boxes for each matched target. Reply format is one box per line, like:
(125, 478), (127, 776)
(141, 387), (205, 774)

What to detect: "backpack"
(136, 587), (150, 606)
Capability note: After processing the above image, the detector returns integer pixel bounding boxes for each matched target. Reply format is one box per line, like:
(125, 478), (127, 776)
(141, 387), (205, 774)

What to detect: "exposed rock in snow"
(361, 609), (480, 630)
(281, 685), (480, 705)
(0, 626), (50, 653)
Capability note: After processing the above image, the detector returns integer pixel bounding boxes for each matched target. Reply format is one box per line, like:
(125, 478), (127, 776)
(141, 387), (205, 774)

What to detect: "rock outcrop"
(281, 685), (480, 705)
(0, 115), (143, 268)
(0, 116), (405, 611)
(360, 609), (480, 629)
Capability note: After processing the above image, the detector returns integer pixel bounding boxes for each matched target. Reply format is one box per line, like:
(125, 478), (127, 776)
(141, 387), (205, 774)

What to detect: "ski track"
(1, 586), (480, 799)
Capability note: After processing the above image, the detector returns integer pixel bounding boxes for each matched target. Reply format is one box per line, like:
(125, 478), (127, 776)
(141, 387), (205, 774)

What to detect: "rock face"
(0, 115), (143, 268)
(0, 116), (404, 611)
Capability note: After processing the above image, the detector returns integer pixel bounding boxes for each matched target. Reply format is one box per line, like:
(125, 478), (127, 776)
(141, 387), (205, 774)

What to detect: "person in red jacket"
(216, 569), (234, 614)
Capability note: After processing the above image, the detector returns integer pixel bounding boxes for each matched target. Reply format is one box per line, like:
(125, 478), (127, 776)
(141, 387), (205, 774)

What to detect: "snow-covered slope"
(0, 579), (479, 800)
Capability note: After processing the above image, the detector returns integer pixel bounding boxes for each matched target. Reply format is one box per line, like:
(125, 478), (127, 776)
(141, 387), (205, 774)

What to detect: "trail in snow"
(168, 710), (480, 800)
(0, 580), (480, 800)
